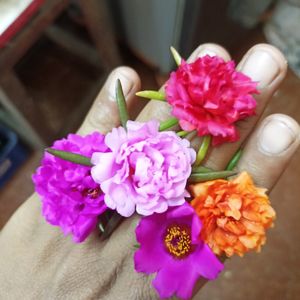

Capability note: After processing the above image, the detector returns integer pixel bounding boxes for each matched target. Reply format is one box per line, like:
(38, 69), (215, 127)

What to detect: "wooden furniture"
(0, 0), (121, 149)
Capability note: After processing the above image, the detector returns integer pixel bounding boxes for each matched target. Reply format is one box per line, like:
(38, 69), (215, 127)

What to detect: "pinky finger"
(236, 114), (300, 191)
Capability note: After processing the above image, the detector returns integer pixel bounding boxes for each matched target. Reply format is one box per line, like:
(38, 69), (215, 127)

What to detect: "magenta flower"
(33, 133), (108, 243)
(91, 120), (196, 217)
(165, 55), (258, 145)
(134, 202), (223, 300)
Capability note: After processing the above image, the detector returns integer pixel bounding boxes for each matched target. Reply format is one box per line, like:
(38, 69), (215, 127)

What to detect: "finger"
(78, 66), (141, 135)
(236, 114), (300, 190)
(136, 43), (231, 122)
(187, 43), (231, 63)
(192, 114), (300, 299)
(201, 44), (287, 170)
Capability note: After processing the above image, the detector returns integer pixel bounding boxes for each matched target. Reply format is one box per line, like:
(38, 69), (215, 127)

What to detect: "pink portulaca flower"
(134, 202), (224, 300)
(33, 133), (108, 243)
(91, 120), (196, 217)
(166, 55), (258, 145)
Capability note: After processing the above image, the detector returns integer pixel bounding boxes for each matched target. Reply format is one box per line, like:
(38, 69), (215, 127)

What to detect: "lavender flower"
(91, 120), (196, 217)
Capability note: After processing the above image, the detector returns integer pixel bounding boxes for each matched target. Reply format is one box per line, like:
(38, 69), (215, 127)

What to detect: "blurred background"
(0, 0), (299, 299)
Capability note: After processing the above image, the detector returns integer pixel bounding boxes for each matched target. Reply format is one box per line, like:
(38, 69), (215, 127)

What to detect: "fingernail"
(197, 48), (218, 57)
(241, 50), (280, 88)
(108, 70), (133, 101)
(259, 120), (296, 155)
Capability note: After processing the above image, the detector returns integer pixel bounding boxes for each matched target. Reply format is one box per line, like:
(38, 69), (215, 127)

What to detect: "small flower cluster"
(33, 51), (275, 300)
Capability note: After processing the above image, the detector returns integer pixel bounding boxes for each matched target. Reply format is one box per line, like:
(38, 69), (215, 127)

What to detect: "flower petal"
(194, 244), (224, 279)
(91, 152), (115, 183)
(152, 265), (181, 299)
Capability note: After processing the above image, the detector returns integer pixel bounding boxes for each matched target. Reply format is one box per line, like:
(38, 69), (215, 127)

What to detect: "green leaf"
(136, 90), (166, 101)
(159, 117), (179, 131)
(194, 135), (211, 166)
(188, 170), (237, 183)
(170, 46), (182, 66)
(46, 148), (92, 166)
(226, 148), (243, 171)
(191, 165), (213, 173)
(116, 79), (129, 130)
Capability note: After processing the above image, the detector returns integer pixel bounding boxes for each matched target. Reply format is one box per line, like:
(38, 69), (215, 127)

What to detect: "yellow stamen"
(164, 225), (193, 258)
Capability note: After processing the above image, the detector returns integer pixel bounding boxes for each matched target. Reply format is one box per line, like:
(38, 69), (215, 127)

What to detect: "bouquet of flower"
(33, 47), (275, 300)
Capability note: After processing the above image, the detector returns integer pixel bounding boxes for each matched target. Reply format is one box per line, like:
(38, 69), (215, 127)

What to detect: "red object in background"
(0, 0), (44, 48)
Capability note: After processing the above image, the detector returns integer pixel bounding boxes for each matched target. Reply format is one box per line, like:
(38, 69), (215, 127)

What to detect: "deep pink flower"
(33, 133), (108, 243)
(165, 55), (258, 145)
(91, 120), (196, 217)
(134, 202), (223, 300)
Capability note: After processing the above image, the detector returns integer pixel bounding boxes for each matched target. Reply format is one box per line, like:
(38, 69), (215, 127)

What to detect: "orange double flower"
(190, 172), (276, 257)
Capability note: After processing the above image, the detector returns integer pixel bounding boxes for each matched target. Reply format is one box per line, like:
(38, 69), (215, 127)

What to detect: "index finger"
(78, 66), (141, 135)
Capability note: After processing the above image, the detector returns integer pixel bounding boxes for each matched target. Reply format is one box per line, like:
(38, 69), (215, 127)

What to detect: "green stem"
(226, 148), (243, 171)
(159, 117), (179, 131)
(177, 130), (189, 137)
(136, 90), (166, 101)
(46, 148), (92, 166)
(177, 130), (197, 138)
(194, 135), (211, 166)
(188, 170), (237, 183)
(170, 46), (182, 66)
(116, 79), (129, 130)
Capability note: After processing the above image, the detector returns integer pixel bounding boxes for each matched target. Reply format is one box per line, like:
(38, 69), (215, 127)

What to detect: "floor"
(0, 26), (300, 299)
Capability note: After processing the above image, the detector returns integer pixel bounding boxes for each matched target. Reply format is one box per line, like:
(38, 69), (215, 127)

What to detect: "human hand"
(0, 43), (299, 299)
